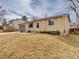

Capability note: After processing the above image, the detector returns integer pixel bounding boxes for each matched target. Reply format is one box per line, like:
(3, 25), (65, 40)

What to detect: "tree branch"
(70, 0), (76, 8)
(70, 6), (79, 16)
(76, 0), (79, 3)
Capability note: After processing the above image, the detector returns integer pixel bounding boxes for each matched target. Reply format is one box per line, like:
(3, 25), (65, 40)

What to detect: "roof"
(8, 18), (22, 22)
(18, 14), (71, 25)
(29, 14), (70, 22)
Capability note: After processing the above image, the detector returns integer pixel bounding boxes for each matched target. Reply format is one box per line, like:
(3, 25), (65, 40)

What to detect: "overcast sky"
(1, 0), (77, 23)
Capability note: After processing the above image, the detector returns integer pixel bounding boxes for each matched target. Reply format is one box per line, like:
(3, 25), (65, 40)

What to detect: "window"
(29, 23), (33, 28)
(48, 19), (54, 25)
(10, 21), (12, 24)
(37, 23), (39, 28)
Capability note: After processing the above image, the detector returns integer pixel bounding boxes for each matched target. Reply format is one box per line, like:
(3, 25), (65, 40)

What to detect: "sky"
(0, 0), (77, 23)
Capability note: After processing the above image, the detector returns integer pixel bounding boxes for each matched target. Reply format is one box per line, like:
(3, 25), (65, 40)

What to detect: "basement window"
(48, 19), (54, 25)
(29, 23), (33, 28)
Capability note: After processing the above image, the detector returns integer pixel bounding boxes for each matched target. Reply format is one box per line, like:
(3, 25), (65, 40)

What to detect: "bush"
(40, 31), (60, 35)
(3, 29), (14, 32)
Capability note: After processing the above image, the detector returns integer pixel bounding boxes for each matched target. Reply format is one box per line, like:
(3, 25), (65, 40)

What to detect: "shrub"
(40, 31), (60, 35)
(3, 29), (14, 32)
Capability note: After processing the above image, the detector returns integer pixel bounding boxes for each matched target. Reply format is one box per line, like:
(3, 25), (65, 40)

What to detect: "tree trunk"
(77, 16), (79, 27)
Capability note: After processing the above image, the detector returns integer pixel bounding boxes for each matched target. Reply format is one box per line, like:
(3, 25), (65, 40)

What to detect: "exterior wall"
(25, 15), (70, 35)
(28, 20), (48, 32)
(8, 20), (14, 29)
(4, 25), (11, 30)
(13, 20), (19, 30)
(14, 20), (25, 31)
(46, 15), (69, 35)
(33, 21), (47, 32)
(19, 23), (25, 32)
(61, 15), (70, 35)
(25, 23), (29, 32)
(46, 18), (62, 31)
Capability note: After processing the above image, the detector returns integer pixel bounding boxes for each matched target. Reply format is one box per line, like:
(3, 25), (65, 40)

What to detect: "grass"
(0, 33), (79, 59)
(66, 35), (79, 42)
(65, 34), (79, 47)
(0, 29), (3, 32)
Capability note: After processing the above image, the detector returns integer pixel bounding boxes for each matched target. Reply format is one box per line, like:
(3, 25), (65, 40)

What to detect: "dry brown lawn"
(0, 29), (3, 33)
(0, 33), (79, 59)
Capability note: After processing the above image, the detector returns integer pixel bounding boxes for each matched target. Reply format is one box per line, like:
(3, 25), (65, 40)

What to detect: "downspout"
(63, 15), (65, 36)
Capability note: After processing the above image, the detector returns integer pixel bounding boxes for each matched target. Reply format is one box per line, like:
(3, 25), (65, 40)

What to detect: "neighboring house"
(8, 18), (25, 31)
(69, 23), (79, 33)
(21, 14), (70, 35)
(3, 24), (12, 30)
(70, 23), (78, 28)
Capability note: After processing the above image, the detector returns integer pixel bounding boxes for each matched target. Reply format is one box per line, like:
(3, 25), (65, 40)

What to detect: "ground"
(0, 32), (79, 59)
(0, 29), (3, 33)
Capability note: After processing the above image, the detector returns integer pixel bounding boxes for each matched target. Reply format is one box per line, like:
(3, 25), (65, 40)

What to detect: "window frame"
(37, 23), (39, 28)
(48, 19), (54, 26)
(29, 22), (33, 28)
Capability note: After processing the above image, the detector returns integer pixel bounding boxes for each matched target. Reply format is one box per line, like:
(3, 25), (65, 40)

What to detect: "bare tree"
(0, 0), (6, 25)
(66, 0), (79, 25)
(2, 18), (7, 26)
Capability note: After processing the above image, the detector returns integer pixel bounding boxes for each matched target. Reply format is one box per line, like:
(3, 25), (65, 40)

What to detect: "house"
(18, 14), (70, 35)
(8, 18), (26, 31)
(3, 24), (12, 30)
